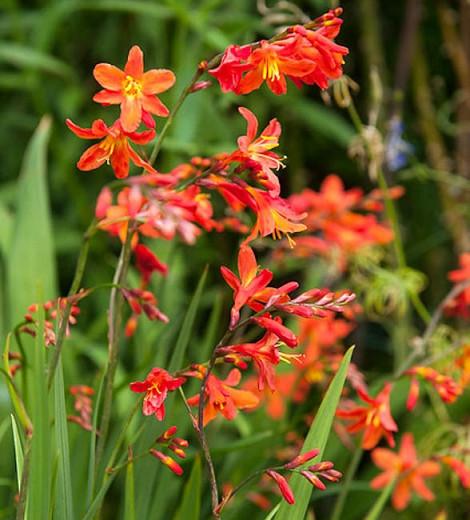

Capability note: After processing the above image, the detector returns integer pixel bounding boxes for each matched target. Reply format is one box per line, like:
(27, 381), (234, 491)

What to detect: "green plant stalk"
(364, 477), (396, 520)
(330, 441), (363, 520)
(95, 222), (136, 471)
(47, 219), (97, 388)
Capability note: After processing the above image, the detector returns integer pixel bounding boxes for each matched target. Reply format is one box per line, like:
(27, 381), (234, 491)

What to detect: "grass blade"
(10, 415), (24, 492)
(53, 360), (74, 520)
(174, 457), (202, 520)
(275, 346), (355, 520)
(7, 116), (57, 327)
(124, 450), (135, 520)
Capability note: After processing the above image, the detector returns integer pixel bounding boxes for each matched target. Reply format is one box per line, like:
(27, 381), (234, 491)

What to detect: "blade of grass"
(53, 359), (74, 520)
(28, 303), (51, 519)
(174, 457), (202, 520)
(275, 346), (355, 520)
(10, 415), (24, 492)
(124, 450), (135, 520)
(7, 116), (57, 327)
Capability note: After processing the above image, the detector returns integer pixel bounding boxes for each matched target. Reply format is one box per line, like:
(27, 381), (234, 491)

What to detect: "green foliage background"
(0, 0), (469, 519)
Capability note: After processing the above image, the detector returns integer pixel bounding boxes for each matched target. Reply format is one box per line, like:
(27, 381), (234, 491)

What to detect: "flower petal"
(121, 96), (142, 132)
(93, 90), (123, 105)
(142, 69), (176, 94)
(93, 63), (125, 90)
(142, 94), (170, 117)
(124, 45), (144, 77)
(77, 143), (109, 171)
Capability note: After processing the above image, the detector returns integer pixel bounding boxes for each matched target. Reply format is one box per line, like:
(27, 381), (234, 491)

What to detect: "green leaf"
(10, 414), (24, 492)
(53, 360), (74, 520)
(28, 304), (51, 519)
(174, 457), (202, 520)
(7, 116), (57, 327)
(275, 346), (355, 520)
(0, 43), (75, 79)
(168, 266), (208, 372)
(124, 452), (135, 520)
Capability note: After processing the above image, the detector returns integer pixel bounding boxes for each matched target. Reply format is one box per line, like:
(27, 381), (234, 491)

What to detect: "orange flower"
(219, 332), (281, 391)
(220, 245), (273, 328)
(149, 449), (183, 476)
(130, 367), (185, 421)
(66, 118), (157, 178)
(371, 433), (440, 511)
(93, 45), (175, 132)
(245, 187), (306, 247)
(405, 366), (461, 411)
(336, 383), (398, 449)
(237, 39), (315, 95)
(265, 470), (295, 504)
(229, 107), (284, 196)
(187, 368), (259, 426)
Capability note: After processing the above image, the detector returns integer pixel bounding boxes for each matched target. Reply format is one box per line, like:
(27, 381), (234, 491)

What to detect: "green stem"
(95, 222), (136, 471)
(330, 441), (363, 520)
(364, 477), (396, 520)
(47, 219), (97, 388)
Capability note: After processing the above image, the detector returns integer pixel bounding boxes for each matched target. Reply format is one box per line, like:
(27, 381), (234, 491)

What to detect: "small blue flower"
(385, 117), (413, 172)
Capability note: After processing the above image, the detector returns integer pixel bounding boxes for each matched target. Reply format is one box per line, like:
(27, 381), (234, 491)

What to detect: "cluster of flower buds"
(405, 366), (462, 411)
(265, 448), (342, 505)
(21, 296), (82, 347)
(121, 288), (169, 337)
(67, 385), (94, 431)
(149, 426), (189, 476)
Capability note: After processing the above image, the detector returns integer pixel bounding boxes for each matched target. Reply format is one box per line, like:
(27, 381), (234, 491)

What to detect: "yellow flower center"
(123, 75), (143, 97)
(262, 56), (281, 81)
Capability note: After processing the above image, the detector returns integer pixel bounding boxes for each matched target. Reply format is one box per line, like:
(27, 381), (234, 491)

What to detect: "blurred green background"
(1, 0), (469, 518)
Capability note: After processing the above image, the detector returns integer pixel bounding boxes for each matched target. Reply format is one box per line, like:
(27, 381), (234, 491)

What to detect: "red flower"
(135, 243), (168, 283)
(371, 433), (440, 511)
(229, 107), (284, 196)
(405, 366), (462, 411)
(219, 332), (281, 391)
(208, 44), (252, 93)
(336, 383), (398, 450)
(130, 368), (185, 421)
(66, 118), (157, 179)
(187, 368), (259, 426)
(93, 45), (175, 132)
(68, 385), (94, 431)
(220, 245), (273, 328)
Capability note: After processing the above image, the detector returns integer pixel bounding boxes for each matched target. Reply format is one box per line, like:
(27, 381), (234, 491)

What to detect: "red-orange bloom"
(230, 107), (284, 196)
(187, 368), (259, 426)
(68, 385), (94, 431)
(405, 366), (461, 411)
(371, 433), (440, 511)
(219, 332), (281, 391)
(130, 368), (185, 421)
(445, 253), (470, 318)
(336, 383), (398, 450)
(135, 243), (168, 283)
(66, 118), (157, 179)
(220, 245), (273, 328)
(93, 45), (175, 132)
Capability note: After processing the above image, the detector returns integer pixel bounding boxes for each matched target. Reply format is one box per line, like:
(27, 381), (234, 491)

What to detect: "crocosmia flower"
(220, 245), (273, 328)
(336, 383), (398, 450)
(187, 368), (259, 426)
(66, 118), (157, 178)
(130, 367), (185, 421)
(93, 45), (176, 132)
(371, 433), (440, 511)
